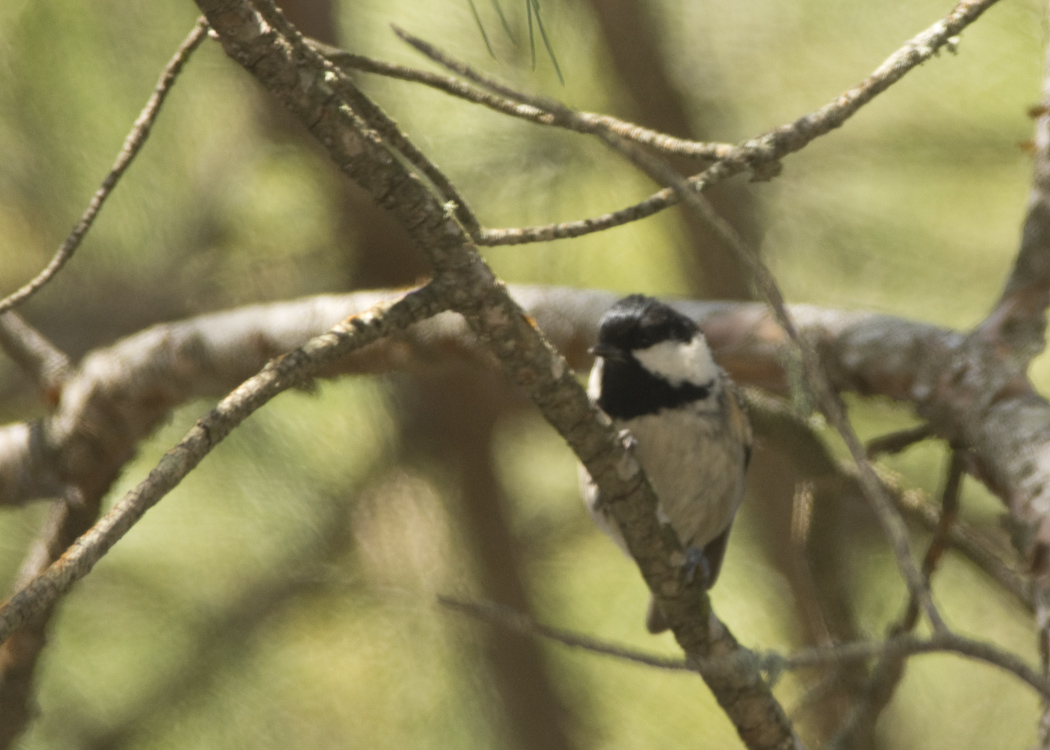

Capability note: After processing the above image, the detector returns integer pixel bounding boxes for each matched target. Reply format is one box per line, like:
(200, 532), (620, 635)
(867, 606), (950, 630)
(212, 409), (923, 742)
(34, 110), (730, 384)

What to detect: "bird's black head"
(590, 295), (715, 420)
(594, 294), (699, 356)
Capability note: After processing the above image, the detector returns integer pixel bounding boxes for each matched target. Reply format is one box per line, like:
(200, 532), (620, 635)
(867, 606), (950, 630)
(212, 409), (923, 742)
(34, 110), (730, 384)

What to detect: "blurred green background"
(0, 0), (1045, 748)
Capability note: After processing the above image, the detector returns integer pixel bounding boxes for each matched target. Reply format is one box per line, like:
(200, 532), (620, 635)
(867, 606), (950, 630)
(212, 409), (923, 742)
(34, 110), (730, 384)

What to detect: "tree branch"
(3, 287), (1047, 558)
(440, 596), (1050, 700)
(0, 283), (445, 642)
(379, 0), (1003, 247)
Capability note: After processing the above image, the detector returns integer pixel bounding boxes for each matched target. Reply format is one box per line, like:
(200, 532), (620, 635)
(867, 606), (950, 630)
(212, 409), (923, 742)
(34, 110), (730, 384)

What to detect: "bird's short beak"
(588, 343), (625, 361)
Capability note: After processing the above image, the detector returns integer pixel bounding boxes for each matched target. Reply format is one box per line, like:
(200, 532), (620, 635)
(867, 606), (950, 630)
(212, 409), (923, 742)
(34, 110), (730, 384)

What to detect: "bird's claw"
(682, 545), (711, 588)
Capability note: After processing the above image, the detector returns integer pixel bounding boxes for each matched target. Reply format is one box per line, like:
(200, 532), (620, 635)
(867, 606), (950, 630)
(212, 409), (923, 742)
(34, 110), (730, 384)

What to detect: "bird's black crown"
(596, 294), (698, 352)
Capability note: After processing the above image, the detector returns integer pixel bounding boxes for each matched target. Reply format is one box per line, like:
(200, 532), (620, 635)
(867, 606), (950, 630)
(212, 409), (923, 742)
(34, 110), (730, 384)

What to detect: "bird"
(580, 294), (752, 633)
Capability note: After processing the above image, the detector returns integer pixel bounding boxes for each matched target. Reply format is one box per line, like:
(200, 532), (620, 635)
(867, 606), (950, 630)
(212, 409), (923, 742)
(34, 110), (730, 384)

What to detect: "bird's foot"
(682, 545), (711, 588)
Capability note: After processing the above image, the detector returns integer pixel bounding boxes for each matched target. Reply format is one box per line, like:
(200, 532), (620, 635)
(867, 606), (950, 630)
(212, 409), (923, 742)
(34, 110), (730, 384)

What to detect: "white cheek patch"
(633, 336), (717, 387)
(587, 357), (604, 400)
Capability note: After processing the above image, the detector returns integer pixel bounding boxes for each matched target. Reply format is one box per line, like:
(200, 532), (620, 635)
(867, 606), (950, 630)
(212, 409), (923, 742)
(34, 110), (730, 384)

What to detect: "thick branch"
(3, 287), (1047, 554)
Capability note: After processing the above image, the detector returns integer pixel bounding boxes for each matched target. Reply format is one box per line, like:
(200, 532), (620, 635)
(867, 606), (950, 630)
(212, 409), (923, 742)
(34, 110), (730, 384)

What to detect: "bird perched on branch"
(580, 294), (752, 633)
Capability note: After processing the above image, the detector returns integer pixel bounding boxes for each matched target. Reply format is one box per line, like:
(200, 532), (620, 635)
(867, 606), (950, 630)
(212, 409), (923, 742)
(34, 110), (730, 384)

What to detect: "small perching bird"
(580, 294), (752, 633)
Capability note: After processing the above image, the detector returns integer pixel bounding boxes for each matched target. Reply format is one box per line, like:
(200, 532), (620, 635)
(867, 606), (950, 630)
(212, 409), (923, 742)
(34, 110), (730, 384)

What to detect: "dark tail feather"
(645, 595), (669, 634)
(645, 525), (735, 634)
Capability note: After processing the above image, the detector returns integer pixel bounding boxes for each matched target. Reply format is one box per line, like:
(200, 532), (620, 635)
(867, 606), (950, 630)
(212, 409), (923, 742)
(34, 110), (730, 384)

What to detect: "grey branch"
(2, 286), (1045, 571)
(1, 286), (1045, 571)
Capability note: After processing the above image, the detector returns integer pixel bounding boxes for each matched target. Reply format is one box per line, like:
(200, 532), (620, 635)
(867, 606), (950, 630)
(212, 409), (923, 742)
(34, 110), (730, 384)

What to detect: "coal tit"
(580, 294), (752, 633)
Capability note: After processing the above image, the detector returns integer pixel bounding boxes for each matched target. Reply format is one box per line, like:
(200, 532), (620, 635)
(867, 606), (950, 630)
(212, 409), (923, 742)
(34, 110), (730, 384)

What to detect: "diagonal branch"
(440, 596), (693, 672)
(0, 283), (446, 643)
(189, 4), (801, 747)
(829, 450), (967, 747)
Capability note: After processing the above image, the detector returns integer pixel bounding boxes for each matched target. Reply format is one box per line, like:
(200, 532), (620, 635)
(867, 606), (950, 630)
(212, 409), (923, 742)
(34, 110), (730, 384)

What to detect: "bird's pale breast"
(581, 387), (748, 555)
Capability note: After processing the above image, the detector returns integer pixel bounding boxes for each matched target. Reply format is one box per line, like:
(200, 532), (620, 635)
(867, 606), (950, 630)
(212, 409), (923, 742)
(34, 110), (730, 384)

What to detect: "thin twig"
(784, 634), (1050, 699)
(0, 18), (211, 316)
(921, 454), (965, 580)
(0, 284), (447, 643)
(312, 38), (733, 162)
(896, 450), (966, 633)
(441, 595), (1050, 699)
(892, 484), (1033, 611)
(439, 596), (692, 671)
(479, 186), (682, 245)
(394, 24), (557, 110)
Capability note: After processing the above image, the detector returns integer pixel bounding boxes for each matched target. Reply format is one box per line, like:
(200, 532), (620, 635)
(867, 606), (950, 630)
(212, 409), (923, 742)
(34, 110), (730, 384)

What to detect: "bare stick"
(440, 596), (692, 672)
(479, 187), (681, 245)
(829, 452), (968, 746)
(441, 596), (1050, 700)
(311, 38), (734, 163)
(0, 19), (210, 316)
(783, 633), (1050, 700)
(894, 451), (966, 634)
(0, 284), (446, 643)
